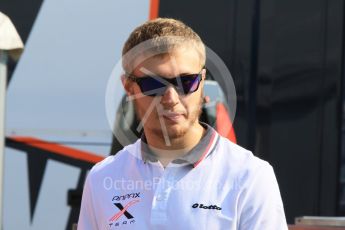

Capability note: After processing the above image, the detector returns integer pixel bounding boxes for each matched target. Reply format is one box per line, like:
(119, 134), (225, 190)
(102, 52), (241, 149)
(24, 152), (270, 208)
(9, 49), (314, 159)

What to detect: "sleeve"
(77, 173), (99, 230)
(237, 162), (288, 230)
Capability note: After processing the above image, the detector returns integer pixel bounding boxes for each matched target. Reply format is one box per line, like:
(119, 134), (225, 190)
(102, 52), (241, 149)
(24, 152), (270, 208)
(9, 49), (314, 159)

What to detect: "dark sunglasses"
(126, 71), (204, 97)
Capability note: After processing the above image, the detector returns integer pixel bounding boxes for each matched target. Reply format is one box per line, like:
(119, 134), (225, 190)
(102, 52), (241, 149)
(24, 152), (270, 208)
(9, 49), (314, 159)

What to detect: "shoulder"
(213, 136), (274, 188)
(215, 136), (269, 169)
(88, 140), (140, 179)
(216, 140), (288, 228)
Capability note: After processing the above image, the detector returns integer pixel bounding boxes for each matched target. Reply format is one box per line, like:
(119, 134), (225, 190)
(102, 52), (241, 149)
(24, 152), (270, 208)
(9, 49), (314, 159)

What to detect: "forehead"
(134, 48), (202, 77)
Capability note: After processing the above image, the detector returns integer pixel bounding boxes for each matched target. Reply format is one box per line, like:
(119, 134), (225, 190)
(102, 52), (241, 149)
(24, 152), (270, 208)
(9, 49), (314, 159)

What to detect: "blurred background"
(0, 0), (344, 229)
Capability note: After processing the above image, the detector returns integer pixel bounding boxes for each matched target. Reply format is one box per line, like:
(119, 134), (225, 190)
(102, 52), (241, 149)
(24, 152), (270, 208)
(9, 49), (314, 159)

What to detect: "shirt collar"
(141, 123), (219, 168)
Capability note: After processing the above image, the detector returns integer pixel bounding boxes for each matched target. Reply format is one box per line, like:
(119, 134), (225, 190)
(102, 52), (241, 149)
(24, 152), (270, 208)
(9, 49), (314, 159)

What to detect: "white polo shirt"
(78, 125), (288, 230)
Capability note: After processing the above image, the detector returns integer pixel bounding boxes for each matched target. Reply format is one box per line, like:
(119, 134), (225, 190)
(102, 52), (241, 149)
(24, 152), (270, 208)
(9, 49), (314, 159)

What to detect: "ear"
(202, 68), (206, 80)
(121, 74), (133, 95)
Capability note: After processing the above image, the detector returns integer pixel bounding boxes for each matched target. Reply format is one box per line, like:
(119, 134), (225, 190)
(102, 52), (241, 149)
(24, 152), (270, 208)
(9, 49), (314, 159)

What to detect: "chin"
(167, 126), (188, 139)
(149, 122), (188, 140)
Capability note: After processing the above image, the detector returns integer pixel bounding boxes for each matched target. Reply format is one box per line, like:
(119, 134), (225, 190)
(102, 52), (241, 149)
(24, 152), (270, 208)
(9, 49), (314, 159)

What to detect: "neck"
(144, 122), (205, 166)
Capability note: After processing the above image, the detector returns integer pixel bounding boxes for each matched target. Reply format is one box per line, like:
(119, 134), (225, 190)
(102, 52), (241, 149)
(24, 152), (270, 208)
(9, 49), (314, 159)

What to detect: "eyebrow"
(144, 72), (198, 78)
(139, 67), (196, 78)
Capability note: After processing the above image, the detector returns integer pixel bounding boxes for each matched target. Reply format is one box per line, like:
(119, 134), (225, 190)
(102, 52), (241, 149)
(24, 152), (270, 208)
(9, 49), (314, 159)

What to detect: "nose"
(160, 85), (179, 108)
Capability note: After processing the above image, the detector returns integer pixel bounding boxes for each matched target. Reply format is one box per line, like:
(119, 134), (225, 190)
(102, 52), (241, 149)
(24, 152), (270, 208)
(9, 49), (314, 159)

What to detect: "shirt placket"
(150, 166), (176, 226)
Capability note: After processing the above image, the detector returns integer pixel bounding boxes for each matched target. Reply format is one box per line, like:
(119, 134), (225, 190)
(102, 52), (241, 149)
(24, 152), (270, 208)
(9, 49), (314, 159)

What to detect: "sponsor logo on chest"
(112, 192), (140, 201)
(192, 203), (222, 210)
(108, 192), (141, 229)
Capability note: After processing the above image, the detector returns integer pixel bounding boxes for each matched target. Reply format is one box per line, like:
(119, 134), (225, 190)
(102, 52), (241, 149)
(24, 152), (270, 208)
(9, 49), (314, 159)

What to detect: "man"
(78, 18), (288, 229)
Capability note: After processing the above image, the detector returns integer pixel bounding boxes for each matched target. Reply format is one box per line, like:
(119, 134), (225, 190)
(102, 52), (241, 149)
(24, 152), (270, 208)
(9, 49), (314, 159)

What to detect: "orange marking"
(8, 136), (104, 164)
(216, 103), (237, 143)
(149, 0), (159, 19)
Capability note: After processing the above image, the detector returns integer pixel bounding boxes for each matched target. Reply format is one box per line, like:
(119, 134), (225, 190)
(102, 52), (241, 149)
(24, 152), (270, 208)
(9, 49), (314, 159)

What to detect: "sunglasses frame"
(125, 69), (204, 97)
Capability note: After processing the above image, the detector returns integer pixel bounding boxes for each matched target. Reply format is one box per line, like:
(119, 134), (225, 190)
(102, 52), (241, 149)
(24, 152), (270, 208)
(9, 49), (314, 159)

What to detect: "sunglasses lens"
(140, 78), (166, 96)
(180, 75), (200, 94)
(137, 74), (201, 96)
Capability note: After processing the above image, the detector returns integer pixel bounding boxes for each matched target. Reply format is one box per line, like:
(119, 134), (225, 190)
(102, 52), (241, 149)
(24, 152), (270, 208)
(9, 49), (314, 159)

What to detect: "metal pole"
(0, 50), (8, 230)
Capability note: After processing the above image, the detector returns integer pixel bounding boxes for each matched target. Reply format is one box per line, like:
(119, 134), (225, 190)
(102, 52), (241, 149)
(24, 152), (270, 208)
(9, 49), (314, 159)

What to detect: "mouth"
(161, 111), (185, 122)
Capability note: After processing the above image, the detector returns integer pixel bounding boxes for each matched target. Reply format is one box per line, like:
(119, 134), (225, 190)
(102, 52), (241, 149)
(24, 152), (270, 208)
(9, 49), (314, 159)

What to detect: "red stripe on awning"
(8, 136), (104, 164)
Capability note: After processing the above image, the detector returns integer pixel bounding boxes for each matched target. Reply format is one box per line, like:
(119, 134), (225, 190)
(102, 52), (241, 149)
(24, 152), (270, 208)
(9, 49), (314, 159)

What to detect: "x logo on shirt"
(109, 199), (140, 222)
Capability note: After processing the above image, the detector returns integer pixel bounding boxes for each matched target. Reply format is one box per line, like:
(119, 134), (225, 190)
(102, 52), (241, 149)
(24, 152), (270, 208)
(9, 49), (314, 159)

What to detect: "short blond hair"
(122, 18), (206, 73)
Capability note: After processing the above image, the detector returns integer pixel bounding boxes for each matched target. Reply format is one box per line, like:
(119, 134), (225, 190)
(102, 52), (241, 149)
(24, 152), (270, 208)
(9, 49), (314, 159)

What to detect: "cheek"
(181, 92), (203, 115)
(133, 97), (159, 119)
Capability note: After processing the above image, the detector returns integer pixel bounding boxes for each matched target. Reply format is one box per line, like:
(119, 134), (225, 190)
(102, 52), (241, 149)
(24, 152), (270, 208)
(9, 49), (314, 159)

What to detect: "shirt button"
(156, 194), (166, 201)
